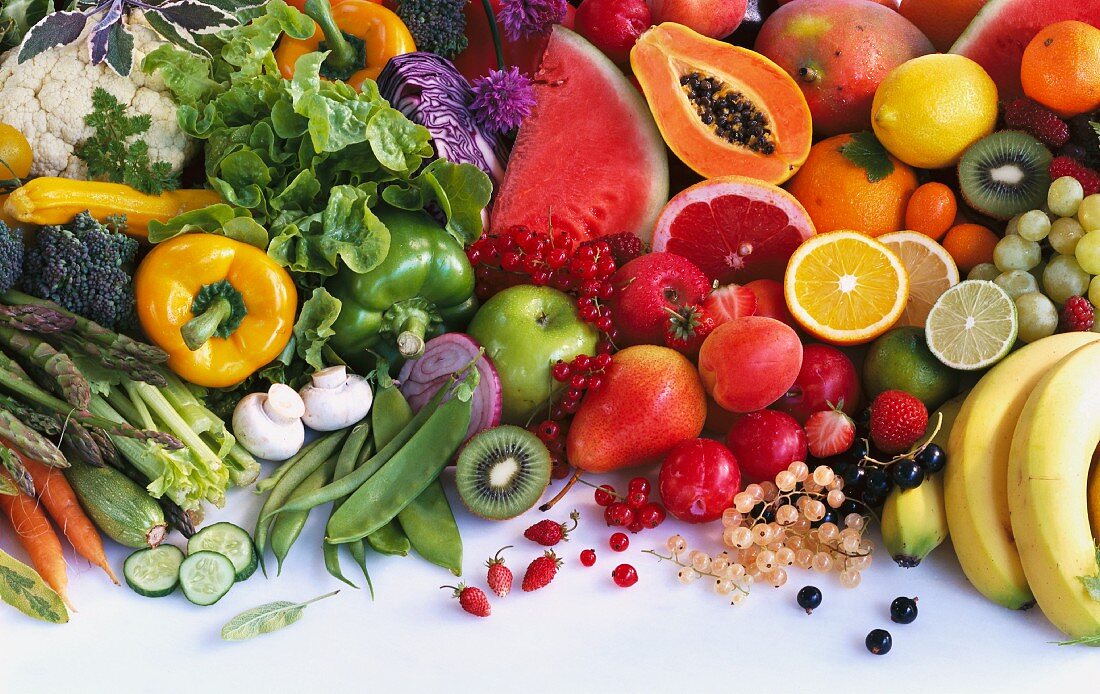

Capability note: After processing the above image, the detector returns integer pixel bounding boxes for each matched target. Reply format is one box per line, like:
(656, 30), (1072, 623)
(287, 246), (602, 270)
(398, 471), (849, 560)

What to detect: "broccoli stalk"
(397, 0), (468, 59)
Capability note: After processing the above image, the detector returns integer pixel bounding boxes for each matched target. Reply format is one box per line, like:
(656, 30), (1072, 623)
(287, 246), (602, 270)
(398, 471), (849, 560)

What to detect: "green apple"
(468, 285), (599, 424)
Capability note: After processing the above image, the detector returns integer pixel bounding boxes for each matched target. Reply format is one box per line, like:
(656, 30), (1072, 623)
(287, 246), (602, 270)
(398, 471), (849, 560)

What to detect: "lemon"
(872, 54), (998, 170)
(0, 123), (32, 181)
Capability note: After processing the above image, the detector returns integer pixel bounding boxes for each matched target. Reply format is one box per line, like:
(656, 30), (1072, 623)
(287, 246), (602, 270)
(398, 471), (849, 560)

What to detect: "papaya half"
(630, 23), (812, 185)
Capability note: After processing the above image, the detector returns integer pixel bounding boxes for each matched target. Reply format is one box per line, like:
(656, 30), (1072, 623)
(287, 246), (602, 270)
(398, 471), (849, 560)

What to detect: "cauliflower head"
(0, 11), (194, 179)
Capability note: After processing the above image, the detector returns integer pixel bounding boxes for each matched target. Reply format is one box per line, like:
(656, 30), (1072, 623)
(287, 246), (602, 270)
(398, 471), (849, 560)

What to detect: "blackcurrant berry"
(890, 596), (918, 624)
(842, 465), (867, 490)
(890, 460), (924, 490)
(866, 470), (890, 496)
(916, 444), (946, 474)
(847, 438), (870, 464)
(865, 629), (892, 655)
(796, 585), (822, 614)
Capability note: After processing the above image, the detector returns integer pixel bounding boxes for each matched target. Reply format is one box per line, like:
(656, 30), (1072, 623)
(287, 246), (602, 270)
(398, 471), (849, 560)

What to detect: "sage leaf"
(221, 590), (339, 641)
(0, 548), (68, 623)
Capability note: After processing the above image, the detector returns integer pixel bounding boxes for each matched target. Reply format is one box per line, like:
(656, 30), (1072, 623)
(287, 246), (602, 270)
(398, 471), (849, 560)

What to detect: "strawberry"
(869, 390), (928, 455)
(443, 584), (491, 617)
(522, 550), (563, 591)
(703, 283), (757, 326)
(1061, 295), (1095, 332)
(523, 510), (580, 546)
(664, 304), (716, 357)
(805, 403), (855, 458)
(485, 546), (514, 598)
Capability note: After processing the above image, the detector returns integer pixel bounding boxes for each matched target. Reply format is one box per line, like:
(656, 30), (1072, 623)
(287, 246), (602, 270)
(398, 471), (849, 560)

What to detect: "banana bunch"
(881, 395), (965, 567)
(943, 332), (1100, 641)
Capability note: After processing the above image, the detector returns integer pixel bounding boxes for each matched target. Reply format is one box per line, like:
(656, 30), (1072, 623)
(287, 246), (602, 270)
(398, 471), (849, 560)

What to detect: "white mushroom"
(299, 366), (374, 431)
(232, 383), (306, 461)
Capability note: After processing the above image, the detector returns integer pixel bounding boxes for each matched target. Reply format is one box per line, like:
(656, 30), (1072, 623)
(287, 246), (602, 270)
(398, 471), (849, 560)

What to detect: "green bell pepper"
(327, 207), (477, 367)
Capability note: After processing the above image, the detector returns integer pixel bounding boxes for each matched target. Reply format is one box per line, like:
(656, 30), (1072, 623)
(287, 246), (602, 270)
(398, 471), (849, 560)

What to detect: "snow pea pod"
(366, 521), (410, 556)
(271, 457), (336, 575)
(326, 385), (474, 544)
(322, 423), (371, 589)
(364, 372), (414, 553)
(347, 539), (374, 598)
(270, 382), (450, 517)
(398, 479), (462, 576)
(256, 435), (331, 493)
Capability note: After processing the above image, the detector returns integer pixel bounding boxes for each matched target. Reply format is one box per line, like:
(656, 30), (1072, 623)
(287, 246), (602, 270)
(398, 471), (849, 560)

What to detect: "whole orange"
(566, 345), (706, 473)
(941, 222), (998, 274)
(899, 0), (988, 52)
(784, 133), (918, 237)
(1020, 21), (1100, 118)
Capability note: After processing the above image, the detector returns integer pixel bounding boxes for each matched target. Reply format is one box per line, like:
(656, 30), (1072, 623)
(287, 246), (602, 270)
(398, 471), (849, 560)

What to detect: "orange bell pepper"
(275, 0), (415, 91)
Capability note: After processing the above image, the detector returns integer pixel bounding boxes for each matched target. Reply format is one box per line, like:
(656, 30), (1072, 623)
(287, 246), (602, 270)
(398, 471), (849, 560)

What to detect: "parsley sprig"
(75, 88), (179, 196)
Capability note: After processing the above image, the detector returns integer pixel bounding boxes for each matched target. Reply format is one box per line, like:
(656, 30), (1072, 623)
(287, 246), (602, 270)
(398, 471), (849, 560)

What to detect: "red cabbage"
(378, 52), (509, 195)
(398, 333), (502, 441)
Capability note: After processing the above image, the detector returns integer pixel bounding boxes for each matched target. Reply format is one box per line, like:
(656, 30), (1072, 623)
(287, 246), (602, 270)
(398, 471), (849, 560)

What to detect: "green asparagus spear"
(0, 326), (90, 409)
(0, 447), (34, 496)
(0, 407), (67, 468)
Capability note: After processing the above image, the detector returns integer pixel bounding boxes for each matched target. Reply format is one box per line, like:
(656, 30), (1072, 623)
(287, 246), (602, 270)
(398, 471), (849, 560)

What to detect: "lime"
(863, 326), (960, 410)
(925, 280), (1018, 371)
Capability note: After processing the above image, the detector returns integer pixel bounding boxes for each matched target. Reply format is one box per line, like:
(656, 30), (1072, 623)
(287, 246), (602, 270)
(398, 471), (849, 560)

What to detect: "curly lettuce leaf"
(147, 204), (268, 247)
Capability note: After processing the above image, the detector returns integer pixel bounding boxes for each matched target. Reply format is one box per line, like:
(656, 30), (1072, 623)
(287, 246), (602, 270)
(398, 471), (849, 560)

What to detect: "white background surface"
(6, 466), (1100, 693)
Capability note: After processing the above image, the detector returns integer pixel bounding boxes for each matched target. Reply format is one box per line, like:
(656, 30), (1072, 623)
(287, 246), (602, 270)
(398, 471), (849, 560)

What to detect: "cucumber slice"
(124, 545), (184, 598)
(179, 551), (236, 606)
(187, 522), (257, 582)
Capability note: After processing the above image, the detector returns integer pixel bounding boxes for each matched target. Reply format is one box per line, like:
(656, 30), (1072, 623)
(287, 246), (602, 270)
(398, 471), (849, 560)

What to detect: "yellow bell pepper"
(134, 235), (298, 388)
(275, 0), (415, 91)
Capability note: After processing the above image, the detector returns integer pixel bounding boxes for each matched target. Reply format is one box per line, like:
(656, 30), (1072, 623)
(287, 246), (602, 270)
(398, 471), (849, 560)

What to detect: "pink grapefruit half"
(651, 176), (816, 285)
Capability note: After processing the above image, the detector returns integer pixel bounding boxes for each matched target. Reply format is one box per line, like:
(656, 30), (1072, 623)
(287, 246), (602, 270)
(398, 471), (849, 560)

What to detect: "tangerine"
(941, 223), (998, 274)
(1020, 20), (1100, 118)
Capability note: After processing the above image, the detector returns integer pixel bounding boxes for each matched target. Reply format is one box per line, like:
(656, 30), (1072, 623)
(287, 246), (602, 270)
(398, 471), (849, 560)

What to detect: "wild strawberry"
(869, 390), (929, 455)
(522, 551), (563, 591)
(1003, 98), (1069, 149)
(592, 232), (646, 266)
(443, 584), (491, 617)
(1061, 295), (1095, 332)
(485, 546), (514, 598)
(805, 404), (855, 458)
(523, 510), (580, 546)
(664, 304), (716, 357)
(703, 283), (757, 326)
(1050, 156), (1100, 196)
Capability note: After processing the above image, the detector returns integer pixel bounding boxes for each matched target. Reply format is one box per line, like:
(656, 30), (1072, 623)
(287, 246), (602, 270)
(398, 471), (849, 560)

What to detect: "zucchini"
(124, 545), (184, 598)
(179, 551), (235, 606)
(65, 459), (167, 548)
(188, 522), (257, 582)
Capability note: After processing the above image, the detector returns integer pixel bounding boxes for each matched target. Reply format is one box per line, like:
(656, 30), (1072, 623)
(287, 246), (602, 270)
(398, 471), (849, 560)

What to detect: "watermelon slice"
(951, 0), (1100, 100)
(490, 27), (669, 244)
(652, 176), (815, 285)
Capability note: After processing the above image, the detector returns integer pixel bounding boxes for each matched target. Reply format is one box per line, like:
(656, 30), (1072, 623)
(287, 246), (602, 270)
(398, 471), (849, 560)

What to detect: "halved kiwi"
(455, 425), (551, 520)
(958, 130), (1052, 220)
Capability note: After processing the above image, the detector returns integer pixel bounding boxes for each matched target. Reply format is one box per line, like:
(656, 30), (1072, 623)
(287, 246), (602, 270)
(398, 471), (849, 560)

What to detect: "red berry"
(570, 374), (588, 391)
(611, 563), (639, 588)
(1003, 98), (1070, 149)
(609, 532), (629, 552)
(1061, 295), (1095, 332)
(869, 390), (929, 455)
(626, 490), (648, 509)
(1050, 156), (1100, 196)
(594, 353), (612, 370)
(485, 546), (514, 598)
(594, 484), (617, 507)
(537, 420), (561, 441)
(605, 502), (634, 527)
(627, 518), (645, 533)
(638, 502), (666, 529)
(523, 510), (580, 546)
(580, 548), (597, 567)
(444, 584), (491, 617)
(587, 374), (606, 391)
(805, 406), (856, 458)
(596, 231), (645, 266)
(595, 316), (614, 332)
(627, 477), (650, 497)
(547, 248), (569, 268)
(664, 303), (717, 357)
(703, 283), (758, 326)
(522, 551), (563, 591)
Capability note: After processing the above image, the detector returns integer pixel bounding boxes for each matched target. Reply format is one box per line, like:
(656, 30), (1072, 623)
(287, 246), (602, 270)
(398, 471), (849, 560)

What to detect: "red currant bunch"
(601, 476), (666, 534)
(529, 418), (570, 480)
(549, 352), (613, 420)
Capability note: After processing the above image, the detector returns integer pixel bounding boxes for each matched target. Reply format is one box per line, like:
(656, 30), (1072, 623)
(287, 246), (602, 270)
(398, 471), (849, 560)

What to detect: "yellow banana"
(1008, 341), (1100, 640)
(881, 394), (965, 567)
(945, 332), (1100, 610)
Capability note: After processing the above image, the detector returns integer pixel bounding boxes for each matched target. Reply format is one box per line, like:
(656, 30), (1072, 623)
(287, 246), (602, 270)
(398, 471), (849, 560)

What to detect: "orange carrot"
(0, 476), (70, 607)
(18, 452), (118, 585)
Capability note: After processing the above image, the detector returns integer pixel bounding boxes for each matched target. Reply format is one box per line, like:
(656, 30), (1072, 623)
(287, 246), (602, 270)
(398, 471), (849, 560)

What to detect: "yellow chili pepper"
(275, 0), (415, 91)
(134, 235), (298, 389)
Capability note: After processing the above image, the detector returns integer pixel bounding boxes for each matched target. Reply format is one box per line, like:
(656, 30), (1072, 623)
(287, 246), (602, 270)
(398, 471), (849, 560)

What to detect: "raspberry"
(1050, 156), (1100, 196)
(1061, 295), (1095, 332)
(869, 390), (928, 455)
(1003, 99), (1069, 149)
(593, 232), (645, 266)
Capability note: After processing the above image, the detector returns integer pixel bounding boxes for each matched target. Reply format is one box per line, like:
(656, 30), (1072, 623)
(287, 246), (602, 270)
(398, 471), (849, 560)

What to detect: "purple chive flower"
(498, 0), (568, 42)
(470, 67), (537, 135)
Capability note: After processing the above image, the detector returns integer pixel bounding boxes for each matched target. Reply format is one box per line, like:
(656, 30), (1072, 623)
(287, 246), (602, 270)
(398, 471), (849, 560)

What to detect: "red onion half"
(398, 333), (502, 440)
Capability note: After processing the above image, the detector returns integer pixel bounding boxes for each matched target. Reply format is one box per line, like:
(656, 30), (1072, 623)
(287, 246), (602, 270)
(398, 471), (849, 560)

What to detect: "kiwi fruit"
(958, 130), (1053, 220)
(455, 425), (551, 520)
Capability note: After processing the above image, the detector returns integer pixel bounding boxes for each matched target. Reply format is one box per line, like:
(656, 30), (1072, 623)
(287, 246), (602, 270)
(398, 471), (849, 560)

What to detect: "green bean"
(255, 439), (328, 494)
(322, 424), (371, 589)
(365, 380), (414, 553)
(271, 457), (335, 575)
(327, 391), (473, 543)
(348, 540), (374, 599)
(253, 429), (348, 570)
(271, 378), (451, 516)
(399, 479), (462, 576)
